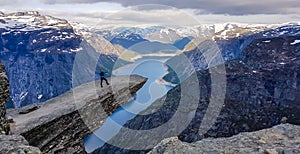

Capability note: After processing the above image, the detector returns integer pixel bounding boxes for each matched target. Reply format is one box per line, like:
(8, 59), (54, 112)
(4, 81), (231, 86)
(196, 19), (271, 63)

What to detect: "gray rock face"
(0, 62), (9, 134)
(7, 75), (147, 153)
(0, 135), (41, 154)
(0, 62), (41, 153)
(149, 124), (300, 154)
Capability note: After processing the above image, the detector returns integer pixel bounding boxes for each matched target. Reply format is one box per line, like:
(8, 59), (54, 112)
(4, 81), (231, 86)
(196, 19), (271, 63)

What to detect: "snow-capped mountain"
(0, 12), (123, 108)
(144, 28), (182, 43)
(96, 26), (164, 39)
(95, 23), (269, 41)
(95, 23), (274, 47)
(163, 23), (300, 84)
(0, 11), (73, 32)
(72, 22), (123, 56)
(108, 31), (148, 49)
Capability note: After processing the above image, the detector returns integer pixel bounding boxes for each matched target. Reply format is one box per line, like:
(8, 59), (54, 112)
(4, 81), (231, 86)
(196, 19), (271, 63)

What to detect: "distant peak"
(6, 11), (40, 16)
(0, 11), (72, 30)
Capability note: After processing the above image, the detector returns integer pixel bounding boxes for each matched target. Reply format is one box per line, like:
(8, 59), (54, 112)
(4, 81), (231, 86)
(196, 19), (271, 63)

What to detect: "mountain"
(97, 28), (180, 55)
(95, 23), (273, 44)
(95, 23), (275, 53)
(96, 26), (164, 39)
(97, 29), (149, 49)
(173, 36), (193, 50)
(144, 28), (182, 44)
(163, 24), (300, 84)
(0, 12), (123, 108)
(93, 35), (300, 153)
(128, 41), (179, 55)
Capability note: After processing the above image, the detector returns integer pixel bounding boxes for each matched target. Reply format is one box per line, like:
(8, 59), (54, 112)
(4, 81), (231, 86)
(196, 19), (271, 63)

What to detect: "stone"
(264, 149), (279, 154)
(0, 135), (41, 154)
(281, 117), (288, 124)
(149, 124), (300, 154)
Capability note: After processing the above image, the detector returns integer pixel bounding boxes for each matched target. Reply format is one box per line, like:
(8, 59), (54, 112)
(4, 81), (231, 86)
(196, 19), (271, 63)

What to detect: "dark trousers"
(101, 77), (109, 87)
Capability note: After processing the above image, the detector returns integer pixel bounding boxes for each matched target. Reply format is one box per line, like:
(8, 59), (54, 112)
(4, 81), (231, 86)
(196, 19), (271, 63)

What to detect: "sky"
(1, 0), (300, 27)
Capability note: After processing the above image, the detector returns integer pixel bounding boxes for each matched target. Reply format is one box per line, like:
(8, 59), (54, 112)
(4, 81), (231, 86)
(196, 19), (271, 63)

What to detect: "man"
(99, 70), (109, 88)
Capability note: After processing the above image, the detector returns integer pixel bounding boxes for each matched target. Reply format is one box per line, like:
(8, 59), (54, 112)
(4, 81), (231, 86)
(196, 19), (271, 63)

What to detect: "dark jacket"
(100, 72), (105, 77)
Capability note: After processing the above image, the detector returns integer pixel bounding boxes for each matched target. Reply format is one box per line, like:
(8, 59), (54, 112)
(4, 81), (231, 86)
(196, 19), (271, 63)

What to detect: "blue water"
(84, 57), (173, 153)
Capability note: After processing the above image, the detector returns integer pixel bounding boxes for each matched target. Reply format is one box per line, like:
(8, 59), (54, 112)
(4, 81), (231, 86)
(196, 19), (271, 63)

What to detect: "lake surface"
(84, 57), (173, 153)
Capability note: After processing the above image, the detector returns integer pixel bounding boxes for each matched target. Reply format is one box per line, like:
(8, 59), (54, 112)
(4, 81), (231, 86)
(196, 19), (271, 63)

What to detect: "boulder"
(149, 124), (300, 154)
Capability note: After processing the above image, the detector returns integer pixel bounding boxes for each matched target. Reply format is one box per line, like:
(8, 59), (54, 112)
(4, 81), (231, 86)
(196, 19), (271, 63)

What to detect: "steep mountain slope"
(0, 12), (121, 108)
(173, 36), (193, 50)
(163, 24), (300, 84)
(102, 30), (148, 49)
(93, 36), (300, 153)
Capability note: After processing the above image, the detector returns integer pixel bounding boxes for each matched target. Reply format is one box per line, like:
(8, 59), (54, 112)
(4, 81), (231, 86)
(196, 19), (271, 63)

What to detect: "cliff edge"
(150, 123), (300, 154)
(6, 75), (147, 153)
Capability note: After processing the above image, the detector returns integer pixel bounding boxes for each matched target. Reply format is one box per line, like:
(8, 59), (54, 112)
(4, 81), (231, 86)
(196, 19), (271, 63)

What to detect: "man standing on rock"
(98, 70), (109, 88)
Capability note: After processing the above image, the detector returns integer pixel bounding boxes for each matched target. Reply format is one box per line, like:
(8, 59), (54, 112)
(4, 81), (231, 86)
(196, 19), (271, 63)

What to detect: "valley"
(0, 10), (299, 154)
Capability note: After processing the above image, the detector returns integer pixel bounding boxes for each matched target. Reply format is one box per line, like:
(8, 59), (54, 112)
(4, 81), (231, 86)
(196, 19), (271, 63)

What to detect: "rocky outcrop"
(7, 75), (147, 153)
(149, 124), (300, 154)
(0, 62), (9, 134)
(0, 62), (41, 153)
(94, 36), (300, 153)
(0, 135), (41, 154)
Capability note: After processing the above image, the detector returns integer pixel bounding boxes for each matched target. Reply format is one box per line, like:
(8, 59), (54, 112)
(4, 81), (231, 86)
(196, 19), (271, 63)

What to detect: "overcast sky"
(1, 0), (300, 27)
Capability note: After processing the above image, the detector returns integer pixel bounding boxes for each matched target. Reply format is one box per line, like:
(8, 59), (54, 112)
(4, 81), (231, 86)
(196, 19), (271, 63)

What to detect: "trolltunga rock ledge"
(7, 75), (147, 153)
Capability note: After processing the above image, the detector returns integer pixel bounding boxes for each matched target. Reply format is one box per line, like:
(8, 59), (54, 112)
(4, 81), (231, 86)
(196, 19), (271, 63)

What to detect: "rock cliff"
(7, 75), (147, 153)
(150, 124), (300, 154)
(0, 135), (41, 154)
(0, 62), (10, 134)
(0, 62), (41, 153)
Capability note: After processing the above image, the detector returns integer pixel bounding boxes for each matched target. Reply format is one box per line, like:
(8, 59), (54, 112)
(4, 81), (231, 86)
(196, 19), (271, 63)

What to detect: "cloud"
(39, 0), (300, 15)
(1, 0), (299, 27)
(0, 0), (23, 5)
(41, 9), (201, 26)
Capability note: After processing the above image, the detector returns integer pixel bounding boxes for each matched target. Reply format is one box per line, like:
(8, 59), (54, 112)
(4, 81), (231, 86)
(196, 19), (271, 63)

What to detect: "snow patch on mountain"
(291, 39), (300, 45)
(0, 11), (72, 31)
